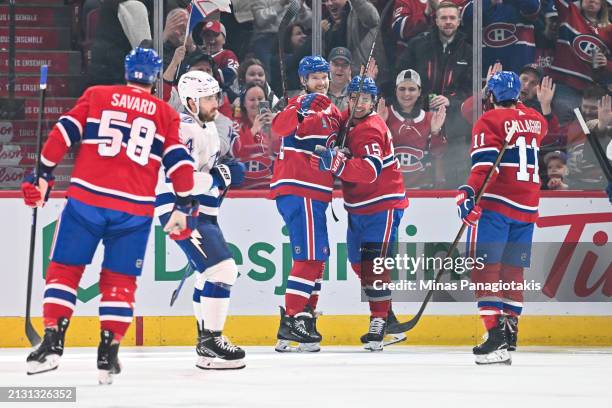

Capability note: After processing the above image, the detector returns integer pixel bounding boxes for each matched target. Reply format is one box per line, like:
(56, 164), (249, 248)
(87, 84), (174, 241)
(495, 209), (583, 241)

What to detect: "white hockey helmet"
(178, 70), (220, 116)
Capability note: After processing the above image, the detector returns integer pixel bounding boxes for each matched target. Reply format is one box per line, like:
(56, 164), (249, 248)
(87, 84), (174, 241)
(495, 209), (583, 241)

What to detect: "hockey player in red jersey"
(456, 71), (547, 365)
(270, 56), (343, 352)
(20, 47), (197, 383)
(312, 76), (408, 351)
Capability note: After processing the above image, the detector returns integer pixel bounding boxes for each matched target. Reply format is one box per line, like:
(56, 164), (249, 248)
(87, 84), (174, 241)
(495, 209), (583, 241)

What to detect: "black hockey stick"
(278, 0), (300, 106)
(25, 65), (49, 347)
(574, 108), (612, 182)
(393, 123), (519, 333)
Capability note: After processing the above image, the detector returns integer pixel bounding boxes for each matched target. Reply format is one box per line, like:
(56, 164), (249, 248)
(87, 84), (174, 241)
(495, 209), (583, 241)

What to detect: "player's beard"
(198, 108), (217, 123)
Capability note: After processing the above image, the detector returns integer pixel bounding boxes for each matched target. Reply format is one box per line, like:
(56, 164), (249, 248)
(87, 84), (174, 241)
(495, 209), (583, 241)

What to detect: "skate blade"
(196, 357), (246, 370)
(383, 333), (407, 346)
(275, 340), (320, 352)
(475, 349), (512, 365)
(363, 341), (383, 352)
(298, 342), (320, 352)
(27, 354), (60, 375)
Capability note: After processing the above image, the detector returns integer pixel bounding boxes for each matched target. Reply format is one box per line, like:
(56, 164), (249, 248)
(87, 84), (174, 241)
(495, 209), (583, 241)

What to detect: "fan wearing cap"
(379, 69), (448, 188)
(311, 75), (408, 351)
(327, 47), (353, 112)
(543, 150), (569, 190)
(457, 71), (548, 366)
(196, 21), (240, 87)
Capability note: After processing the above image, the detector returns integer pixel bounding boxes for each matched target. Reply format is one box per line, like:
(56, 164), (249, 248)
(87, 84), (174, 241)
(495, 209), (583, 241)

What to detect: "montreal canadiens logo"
(572, 35), (609, 63)
(484, 23), (517, 48)
(245, 156), (273, 179)
(395, 146), (425, 173)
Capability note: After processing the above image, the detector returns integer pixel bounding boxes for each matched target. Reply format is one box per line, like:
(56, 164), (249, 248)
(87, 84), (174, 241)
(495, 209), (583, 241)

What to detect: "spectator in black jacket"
(395, 1), (472, 186)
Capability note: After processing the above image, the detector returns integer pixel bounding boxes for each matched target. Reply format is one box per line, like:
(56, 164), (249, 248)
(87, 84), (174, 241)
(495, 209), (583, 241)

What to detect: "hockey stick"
(574, 108), (612, 182)
(25, 65), (48, 347)
(278, 0), (300, 107)
(169, 185), (231, 306)
(393, 123), (519, 333)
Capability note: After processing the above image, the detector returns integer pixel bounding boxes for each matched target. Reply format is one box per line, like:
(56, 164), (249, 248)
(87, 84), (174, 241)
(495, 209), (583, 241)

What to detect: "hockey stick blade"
(394, 123), (519, 333)
(170, 263), (193, 307)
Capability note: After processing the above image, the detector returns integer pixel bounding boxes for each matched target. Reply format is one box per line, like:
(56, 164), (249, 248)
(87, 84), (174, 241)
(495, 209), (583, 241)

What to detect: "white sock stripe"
(99, 316), (134, 323)
(479, 310), (502, 316)
(288, 276), (316, 286)
(502, 299), (523, 307)
(285, 288), (311, 298)
(311, 290), (320, 296)
(45, 283), (77, 295)
(99, 301), (133, 308)
(43, 298), (75, 310)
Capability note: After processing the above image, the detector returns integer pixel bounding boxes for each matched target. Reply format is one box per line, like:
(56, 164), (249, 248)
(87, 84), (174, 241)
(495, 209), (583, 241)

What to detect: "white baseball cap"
(396, 69), (421, 87)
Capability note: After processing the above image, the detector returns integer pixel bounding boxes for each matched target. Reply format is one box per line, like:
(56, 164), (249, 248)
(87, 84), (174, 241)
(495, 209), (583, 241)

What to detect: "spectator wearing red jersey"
(232, 83), (279, 189)
(194, 21), (240, 87)
(379, 69), (448, 189)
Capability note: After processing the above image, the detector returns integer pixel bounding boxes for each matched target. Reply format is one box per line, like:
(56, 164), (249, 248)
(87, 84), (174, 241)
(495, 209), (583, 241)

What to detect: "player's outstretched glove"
(297, 93), (331, 118)
(311, 145), (347, 176)
(210, 160), (246, 190)
(21, 171), (55, 208)
(163, 197), (199, 241)
(455, 185), (481, 227)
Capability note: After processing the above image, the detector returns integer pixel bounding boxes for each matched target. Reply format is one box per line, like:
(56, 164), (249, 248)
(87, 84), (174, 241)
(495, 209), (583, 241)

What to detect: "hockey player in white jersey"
(155, 71), (246, 369)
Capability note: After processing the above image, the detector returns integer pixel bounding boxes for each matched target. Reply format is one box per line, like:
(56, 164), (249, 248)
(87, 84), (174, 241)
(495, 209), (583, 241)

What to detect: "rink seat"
(0, 26), (71, 50)
(0, 191), (609, 347)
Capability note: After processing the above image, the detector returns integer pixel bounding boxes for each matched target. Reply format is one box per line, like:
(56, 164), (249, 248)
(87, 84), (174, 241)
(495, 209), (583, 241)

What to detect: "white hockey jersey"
(155, 112), (223, 217)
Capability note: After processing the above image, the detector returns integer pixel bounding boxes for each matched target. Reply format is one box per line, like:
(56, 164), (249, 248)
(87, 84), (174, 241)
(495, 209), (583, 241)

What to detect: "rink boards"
(1, 191), (611, 347)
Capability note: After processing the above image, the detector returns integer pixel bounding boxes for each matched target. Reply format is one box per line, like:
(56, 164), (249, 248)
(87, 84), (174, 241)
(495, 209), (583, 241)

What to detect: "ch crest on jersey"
(245, 157), (273, 179)
(395, 146), (426, 173)
(571, 35), (609, 64)
(484, 23), (518, 48)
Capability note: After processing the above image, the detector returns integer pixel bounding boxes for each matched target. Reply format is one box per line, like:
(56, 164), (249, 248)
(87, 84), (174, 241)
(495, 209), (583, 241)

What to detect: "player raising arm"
(312, 76), (408, 351)
(21, 47), (197, 384)
(155, 71), (246, 370)
(270, 56), (343, 352)
(456, 71), (547, 365)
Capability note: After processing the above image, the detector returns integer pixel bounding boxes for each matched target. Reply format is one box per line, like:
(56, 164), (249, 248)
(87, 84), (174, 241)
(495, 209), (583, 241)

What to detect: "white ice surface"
(1, 346), (611, 408)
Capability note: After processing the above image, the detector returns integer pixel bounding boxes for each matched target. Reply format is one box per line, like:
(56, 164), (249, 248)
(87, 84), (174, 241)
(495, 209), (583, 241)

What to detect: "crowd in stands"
(5, 0), (611, 192)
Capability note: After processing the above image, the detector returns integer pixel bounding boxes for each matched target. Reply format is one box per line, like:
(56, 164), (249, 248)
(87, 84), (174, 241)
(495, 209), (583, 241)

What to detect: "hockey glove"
(21, 171), (55, 208)
(210, 160), (246, 190)
(455, 185), (481, 227)
(313, 146), (347, 176)
(163, 197), (199, 241)
(297, 93), (331, 118)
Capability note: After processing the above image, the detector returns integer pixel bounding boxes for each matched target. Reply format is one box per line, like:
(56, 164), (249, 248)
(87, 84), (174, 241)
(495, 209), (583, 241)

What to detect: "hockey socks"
(471, 263), (503, 331)
(43, 261), (85, 327)
(352, 263), (391, 319)
(99, 269), (136, 342)
(307, 262), (325, 311)
(194, 259), (238, 332)
(285, 260), (324, 316)
(501, 264), (524, 317)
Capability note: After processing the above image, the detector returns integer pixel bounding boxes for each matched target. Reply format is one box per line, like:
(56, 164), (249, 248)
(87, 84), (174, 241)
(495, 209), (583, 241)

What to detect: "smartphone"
(258, 100), (271, 115)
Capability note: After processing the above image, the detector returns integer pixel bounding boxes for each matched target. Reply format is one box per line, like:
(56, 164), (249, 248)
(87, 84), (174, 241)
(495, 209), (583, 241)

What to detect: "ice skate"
(97, 330), (122, 385)
(505, 315), (518, 351)
(360, 309), (407, 347)
(26, 318), (70, 375)
(474, 316), (511, 365)
(196, 330), (245, 370)
(275, 306), (321, 352)
(300, 306), (322, 352)
(363, 317), (386, 351)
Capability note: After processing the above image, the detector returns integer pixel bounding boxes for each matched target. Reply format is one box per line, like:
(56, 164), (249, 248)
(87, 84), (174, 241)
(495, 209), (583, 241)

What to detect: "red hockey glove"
(21, 172), (55, 208)
(297, 93), (331, 117)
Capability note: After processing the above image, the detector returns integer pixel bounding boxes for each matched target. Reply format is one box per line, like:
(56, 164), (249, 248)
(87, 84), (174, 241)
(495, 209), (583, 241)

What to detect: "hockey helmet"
(487, 71), (521, 103)
(178, 71), (221, 116)
(298, 55), (330, 80)
(348, 75), (378, 99)
(124, 47), (162, 85)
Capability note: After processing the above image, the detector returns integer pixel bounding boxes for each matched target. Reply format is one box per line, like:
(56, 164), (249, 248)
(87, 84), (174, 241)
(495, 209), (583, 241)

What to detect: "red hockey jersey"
(270, 95), (342, 202)
(233, 117), (278, 189)
(339, 112), (408, 215)
(549, 0), (612, 89)
(41, 85), (195, 216)
(467, 103), (547, 223)
(385, 105), (447, 189)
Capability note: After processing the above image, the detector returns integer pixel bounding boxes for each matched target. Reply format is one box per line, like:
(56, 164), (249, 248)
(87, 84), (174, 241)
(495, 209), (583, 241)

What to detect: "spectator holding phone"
(232, 83), (280, 189)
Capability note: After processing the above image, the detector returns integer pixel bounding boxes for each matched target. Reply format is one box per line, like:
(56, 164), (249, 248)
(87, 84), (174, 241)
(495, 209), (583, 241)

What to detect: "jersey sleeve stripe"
(365, 155), (383, 177)
(56, 122), (74, 148)
(471, 146), (499, 157)
(162, 143), (189, 157)
(471, 150), (499, 165)
(41, 155), (57, 167)
(165, 159), (196, 178)
(162, 145), (194, 170)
